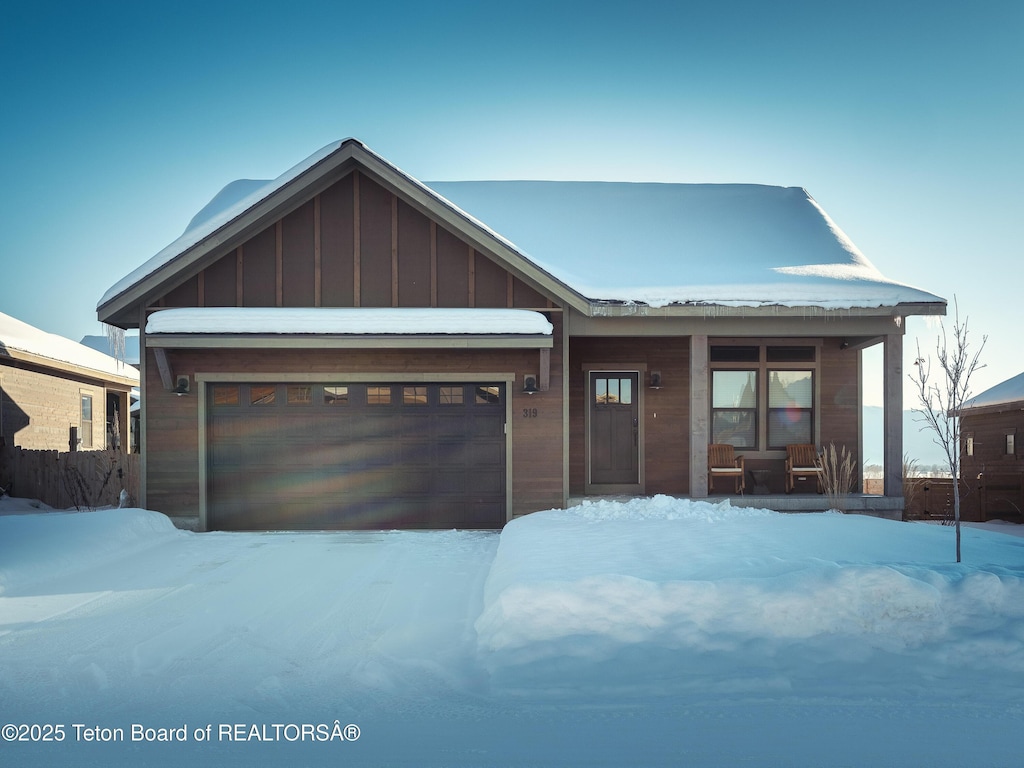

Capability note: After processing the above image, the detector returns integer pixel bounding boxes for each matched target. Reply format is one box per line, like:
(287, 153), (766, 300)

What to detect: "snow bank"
(0, 508), (182, 595)
(476, 496), (1024, 696)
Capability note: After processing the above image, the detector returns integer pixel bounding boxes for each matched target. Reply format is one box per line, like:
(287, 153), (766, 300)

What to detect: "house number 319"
(522, 408), (539, 418)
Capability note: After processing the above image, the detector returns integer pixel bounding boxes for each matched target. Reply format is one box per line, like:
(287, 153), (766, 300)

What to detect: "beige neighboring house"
(0, 311), (138, 453)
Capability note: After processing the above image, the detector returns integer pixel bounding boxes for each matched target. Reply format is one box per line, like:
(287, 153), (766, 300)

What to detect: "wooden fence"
(903, 474), (1023, 523)
(0, 446), (139, 510)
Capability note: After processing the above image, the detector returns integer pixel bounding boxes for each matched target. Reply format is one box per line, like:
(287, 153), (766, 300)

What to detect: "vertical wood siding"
(173, 172), (551, 314)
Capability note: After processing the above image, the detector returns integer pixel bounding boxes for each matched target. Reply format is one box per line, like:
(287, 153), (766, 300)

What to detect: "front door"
(588, 371), (640, 487)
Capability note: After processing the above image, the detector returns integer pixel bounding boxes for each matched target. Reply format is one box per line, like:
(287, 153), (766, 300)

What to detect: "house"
(960, 372), (1024, 520)
(0, 312), (138, 454)
(97, 139), (945, 531)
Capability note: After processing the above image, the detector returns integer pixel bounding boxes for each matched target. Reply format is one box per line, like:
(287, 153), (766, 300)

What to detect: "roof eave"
(583, 299), (948, 319)
(1, 348), (139, 388)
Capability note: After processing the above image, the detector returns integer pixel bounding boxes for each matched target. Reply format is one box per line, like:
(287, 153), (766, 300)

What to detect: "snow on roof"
(0, 311), (138, 382)
(963, 371), (1024, 411)
(426, 181), (944, 309)
(100, 139), (945, 314)
(145, 307), (553, 336)
(98, 141), (346, 309)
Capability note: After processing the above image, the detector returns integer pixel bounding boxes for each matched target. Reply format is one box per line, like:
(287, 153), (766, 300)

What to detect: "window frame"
(709, 342), (820, 455)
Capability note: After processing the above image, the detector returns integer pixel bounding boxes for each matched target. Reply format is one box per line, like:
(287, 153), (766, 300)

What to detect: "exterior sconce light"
(174, 375), (191, 396)
(650, 371), (663, 389)
(523, 375), (539, 395)
(839, 340), (850, 350)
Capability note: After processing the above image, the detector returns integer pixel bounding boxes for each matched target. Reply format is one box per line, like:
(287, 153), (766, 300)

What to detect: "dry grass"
(820, 443), (856, 512)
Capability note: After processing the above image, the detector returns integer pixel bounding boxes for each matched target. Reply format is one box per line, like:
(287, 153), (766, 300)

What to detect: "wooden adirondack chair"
(785, 444), (823, 493)
(708, 443), (745, 494)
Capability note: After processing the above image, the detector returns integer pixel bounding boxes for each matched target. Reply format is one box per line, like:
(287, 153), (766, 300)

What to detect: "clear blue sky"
(2, 0), (1020, 405)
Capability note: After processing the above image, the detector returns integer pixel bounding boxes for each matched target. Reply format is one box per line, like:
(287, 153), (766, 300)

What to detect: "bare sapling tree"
(909, 298), (986, 562)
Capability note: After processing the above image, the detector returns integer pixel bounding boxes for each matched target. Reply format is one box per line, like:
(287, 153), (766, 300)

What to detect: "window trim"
(709, 341), (820, 455)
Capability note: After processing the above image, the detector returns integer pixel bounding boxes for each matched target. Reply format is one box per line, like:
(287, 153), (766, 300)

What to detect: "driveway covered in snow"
(3, 496), (1024, 767)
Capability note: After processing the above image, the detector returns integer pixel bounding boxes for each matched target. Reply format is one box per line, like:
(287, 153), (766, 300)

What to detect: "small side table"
(749, 469), (772, 495)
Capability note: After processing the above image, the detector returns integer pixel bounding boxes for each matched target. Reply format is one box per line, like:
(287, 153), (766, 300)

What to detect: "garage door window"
(287, 385), (312, 405)
(403, 386), (428, 405)
(440, 385), (464, 405)
(251, 385), (275, 406)
(213, 385), (240, 406)
(367, 386), (392, 405)
(323, 386), (348, 406)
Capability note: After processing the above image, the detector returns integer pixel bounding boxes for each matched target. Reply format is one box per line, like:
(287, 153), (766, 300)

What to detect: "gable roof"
(98, 139), (945, 327)
(962, 372), (1024, 414)
(0, 311), (138, 386)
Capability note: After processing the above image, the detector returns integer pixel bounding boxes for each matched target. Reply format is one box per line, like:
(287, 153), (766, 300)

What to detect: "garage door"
(207, 382), (506, 530)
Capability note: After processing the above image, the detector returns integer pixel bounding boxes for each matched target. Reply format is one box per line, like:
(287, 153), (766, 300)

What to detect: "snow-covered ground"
(2, 494), (1023, 767)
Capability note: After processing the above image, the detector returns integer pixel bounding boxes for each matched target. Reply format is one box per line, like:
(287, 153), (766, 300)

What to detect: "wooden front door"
(589, 371), (640, 487)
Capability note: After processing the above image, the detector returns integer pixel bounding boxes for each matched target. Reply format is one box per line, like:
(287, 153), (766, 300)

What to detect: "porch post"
(883, 332), (904, 499)
(691, 334), (709, 497)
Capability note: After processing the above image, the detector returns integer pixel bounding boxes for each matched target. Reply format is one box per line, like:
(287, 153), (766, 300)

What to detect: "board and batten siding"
(158, 171), (553, 313)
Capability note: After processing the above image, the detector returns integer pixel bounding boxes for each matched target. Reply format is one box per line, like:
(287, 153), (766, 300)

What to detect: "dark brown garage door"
(207, 382), (506, 530)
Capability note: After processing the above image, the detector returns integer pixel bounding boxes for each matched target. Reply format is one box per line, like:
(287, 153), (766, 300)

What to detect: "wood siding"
(169, 171), (552, 315)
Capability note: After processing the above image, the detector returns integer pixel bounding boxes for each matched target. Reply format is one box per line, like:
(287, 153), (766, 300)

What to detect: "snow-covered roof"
(99, 139), (945, 318)
(145, 307), (553, 336)
(0, 311), (139, 383)
(426, 181), (943, 309)
(962, 372), (1024, 412)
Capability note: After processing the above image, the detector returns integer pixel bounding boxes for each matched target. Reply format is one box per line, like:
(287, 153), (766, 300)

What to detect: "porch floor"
(566, 494), (903, 520)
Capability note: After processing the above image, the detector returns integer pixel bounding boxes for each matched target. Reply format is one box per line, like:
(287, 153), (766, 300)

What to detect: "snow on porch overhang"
(144, 307), (554, 349)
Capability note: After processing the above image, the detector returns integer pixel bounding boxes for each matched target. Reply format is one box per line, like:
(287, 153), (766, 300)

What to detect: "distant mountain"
(80, 333), (140, 366)
(861, 405), (947, 468)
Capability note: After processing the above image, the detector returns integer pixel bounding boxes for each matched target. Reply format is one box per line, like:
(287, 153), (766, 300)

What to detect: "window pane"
(439, 386), (464, 405)
(712, 370), (757, 408)
(712, 411), (756, 449)
(769, 370), (812, 408)
(367, 386), (392, 405)
(403, 386), (427, 405)
(475, 385), (501, 404)
(213, 385), (240, 406)
(594, 378), (608, 404)
(250, 385), (275, 406)
(767, 346), (816, 362)
(287, 385), (312, 405)
(81, 395), (92, 420)
(768, 409), (811, 447)
(619, 377), (632, 405)
(323, 386), (348, 405)
(711, 346), (759, 362)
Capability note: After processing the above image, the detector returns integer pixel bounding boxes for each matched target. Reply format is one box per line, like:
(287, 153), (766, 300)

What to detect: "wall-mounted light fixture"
(839, 339), (850, 350)
(174, 375), (191, 396)
(523, 375), (539, 395)
(649, 371), (663, 389)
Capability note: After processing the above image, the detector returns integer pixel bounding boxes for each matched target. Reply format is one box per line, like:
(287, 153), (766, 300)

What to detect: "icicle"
(103, 323), (126, 367)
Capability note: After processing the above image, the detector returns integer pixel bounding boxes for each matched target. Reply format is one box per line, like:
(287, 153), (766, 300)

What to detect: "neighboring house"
(960, 372), (1024, 520)
(97, 139), (945, 531)
(0, 312), (138, 453)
